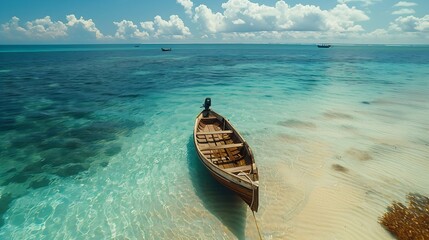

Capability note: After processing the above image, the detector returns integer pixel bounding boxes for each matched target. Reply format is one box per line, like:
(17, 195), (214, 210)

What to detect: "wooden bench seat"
(196, 130), (233, 135)
(225, 165), (252, 173)
(199, 143), (243, 151)
(201, 116), (218, 120)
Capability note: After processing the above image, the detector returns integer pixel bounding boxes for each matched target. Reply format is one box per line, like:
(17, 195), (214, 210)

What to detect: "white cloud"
(140, 21), (155, 31)
(392, 1), (417, 16)
(194, 5), (226, 33)
(337, 0), (381, 6)
(28, 16), (68, 38)
(177, 0), (194, 17)
(389, 15), (429, 32)
(219, 30), (358, 43)
(232, 19), (245, 25)
(393, 1), (417, 7)
(1, 1), (426, 44)
(193, 0), (368, 34)
(362, 27), (428, 44)
(1, 17), (26, 36)
(152, 15), (191, 39)
(2, 16), (67, 40)
(113, 20), (149, 40)
(326, 4), (369, 31)
(365, 28), (389, 38)
(114, 15), (191, 40)
(66, 15), (105, 39)
(1, 15), (107, 42)
(359, 16), (428, 43)
(392, 8), (415, 15)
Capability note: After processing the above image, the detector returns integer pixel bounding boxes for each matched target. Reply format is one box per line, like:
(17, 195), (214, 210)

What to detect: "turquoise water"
(1, 44), (428, 239)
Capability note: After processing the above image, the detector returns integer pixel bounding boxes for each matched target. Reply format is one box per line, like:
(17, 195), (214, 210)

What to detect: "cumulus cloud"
(337, 0), (381, 6)
(389, 15), (429, 32)
(393, 1), (417, 7)
(152, 15), (191, 39)
(360, 15), (428, 44)
(66, 15), (104, 39)
(113, 20), (149, 40)
(1, 15), (107, 42)
(177, 0), (194, 17)
(114, 15), (191, 40)
(194, 5), (226, 33)
(2, 16), (67, 40)
(194, 0), (369, 34)
(219, 30), (348, 43)
(141, 21), (155, 31)
(392, 8), (415, 15)
(326, 4), (369, 31)
(392, 1), (417, 15)
(27, 16), (68, 38)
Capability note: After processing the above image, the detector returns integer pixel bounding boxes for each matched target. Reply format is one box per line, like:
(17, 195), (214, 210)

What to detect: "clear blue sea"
(1, 44), (428, 239)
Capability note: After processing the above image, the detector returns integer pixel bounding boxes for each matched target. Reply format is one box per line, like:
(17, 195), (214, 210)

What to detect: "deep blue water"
(0, 44), (428, 239)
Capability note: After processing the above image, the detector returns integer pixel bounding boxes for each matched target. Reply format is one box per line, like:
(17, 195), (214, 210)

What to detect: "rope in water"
(241, 171), (262, 240)
(252, 210), (263, 240)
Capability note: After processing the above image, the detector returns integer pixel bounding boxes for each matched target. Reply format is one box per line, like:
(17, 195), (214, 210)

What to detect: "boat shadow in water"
(186, 136), (247, 240)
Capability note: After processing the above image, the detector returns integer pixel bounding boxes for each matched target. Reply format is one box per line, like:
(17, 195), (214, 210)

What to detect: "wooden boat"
(161, 48), (172, 51)
(317, 44), (331, 48)
(193, 98), (259, 212)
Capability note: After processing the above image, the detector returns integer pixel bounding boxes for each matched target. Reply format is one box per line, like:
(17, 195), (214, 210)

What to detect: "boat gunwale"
(193, 110), (258, 189)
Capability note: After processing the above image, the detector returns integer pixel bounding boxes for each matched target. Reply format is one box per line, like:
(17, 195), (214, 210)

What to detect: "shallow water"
(1, 44), (428, 239)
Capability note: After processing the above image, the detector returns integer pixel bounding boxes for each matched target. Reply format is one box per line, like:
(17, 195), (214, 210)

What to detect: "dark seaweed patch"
(100, 161), (109, 167)
(0, 193), (14, 227)
(55, 164), (86, 177)
(71, 120), (144, 140)
(4, 172), (30, 184)
(13, 121), (36, 131)
(6, 168), (17, 174)
(65, 122), (121, 143)
(29, 177), (50, 189)
(63, 138), (84, 150)
(37, 138), (67, 150)
(0, 117), (16, 131)
(10, 137), (31, 148)
(25, 111), (57, 121)
(3, 116), (143, 194)
(10, 132), (46, 148)
(104, 144), (122, 156)
(40, 147), (95, 167)
(278, 119), (316, 129)
(4, 162), (45, 185)
(22, 161), (45, 175)
(118, 93), (141, 98)
(44, 126), (64, 138)
(63, 108), (93, 119)
(331, 164), (349, 173)
(9, 120), (141, 180)
(346, 148), (372, 161)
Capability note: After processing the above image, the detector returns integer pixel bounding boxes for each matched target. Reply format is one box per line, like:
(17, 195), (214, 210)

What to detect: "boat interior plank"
(196, 130), (233, 135)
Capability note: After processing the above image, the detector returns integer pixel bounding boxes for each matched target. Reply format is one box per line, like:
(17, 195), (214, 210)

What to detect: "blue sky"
(1, 0), (428, 44)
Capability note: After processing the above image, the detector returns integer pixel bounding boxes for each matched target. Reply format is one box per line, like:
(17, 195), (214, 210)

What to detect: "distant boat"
(317, 44), (331, 48)
(161, 48), (172, 51)
(193, 98), (259, 212)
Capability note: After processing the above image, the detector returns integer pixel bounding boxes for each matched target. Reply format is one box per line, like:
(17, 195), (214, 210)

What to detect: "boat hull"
(193, 109), (259, 211)
(317, 45), (331, 48)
